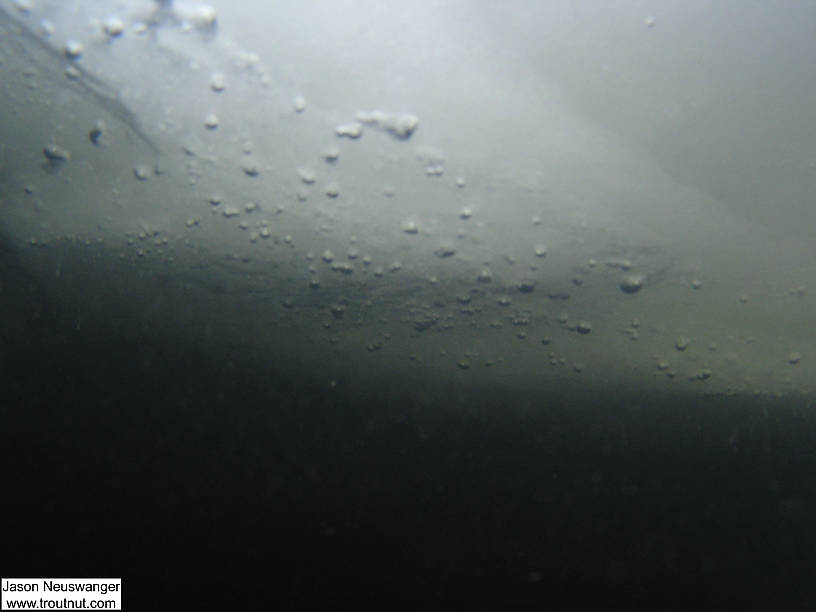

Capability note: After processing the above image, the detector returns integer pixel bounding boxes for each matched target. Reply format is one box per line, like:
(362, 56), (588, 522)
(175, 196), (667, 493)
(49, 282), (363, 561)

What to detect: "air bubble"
(133, 165), (150, 181)
(576, 320), (592, 335)
(517, 279), (535, 293)
(534, 244), (548, 258)
(477, 269), (492, 283)
(323, 147), (340, 163)
(335, 122), (362, 139)
(297, 168), (316, 184)
(64, 40), (83, 59)
(620, 275), (644, 294)
(43, 144), (70, 162)
(210, 73), (226, 92)
(401, 219), (419, 234)
(331, 262), (353, 274)
(103, 17), (125, 37)
(89, 121), (105, 145)
(204, 113), (219, 129)
(241, 157), (260, 176)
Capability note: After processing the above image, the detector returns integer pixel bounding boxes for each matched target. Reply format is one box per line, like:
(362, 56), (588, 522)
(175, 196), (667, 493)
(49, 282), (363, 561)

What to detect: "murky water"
(2, 2), (815, 608)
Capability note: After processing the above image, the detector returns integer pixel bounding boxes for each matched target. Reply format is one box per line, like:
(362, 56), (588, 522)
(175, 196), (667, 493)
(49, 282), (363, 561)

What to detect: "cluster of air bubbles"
(335, 123), (362, 139)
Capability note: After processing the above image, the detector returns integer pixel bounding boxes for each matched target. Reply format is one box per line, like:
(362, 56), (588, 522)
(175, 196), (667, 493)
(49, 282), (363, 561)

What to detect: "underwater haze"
(2, 1), (816, 609)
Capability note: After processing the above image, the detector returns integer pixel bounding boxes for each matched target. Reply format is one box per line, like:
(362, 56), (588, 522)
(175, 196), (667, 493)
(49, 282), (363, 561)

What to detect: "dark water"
(3, 307), (815, 611)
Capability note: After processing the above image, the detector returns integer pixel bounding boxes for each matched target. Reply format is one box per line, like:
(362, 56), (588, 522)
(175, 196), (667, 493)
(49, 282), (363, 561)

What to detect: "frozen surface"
(1, 0), (814, 398)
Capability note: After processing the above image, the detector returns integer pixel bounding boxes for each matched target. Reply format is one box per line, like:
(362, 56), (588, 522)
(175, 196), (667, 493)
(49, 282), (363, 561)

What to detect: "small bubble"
(323, 147), (340, 163)
(325, 183), (340, 198)
(204, 113), (219, 129)
(517, 279), (535, 293)
(297, 167), (316, 184)
(241, 157), (260, 176)
(64, 40), (83, 59)
(133, 165), (150, 181)
(210, 73), (226, 92)
(576, 320), (592, 335)
(620, 275), (644, 294)
(103, 16), (125, 37)
(401, 219), (419, 234)
(89, 121), (105, 145)
(43, 144), (70, 162)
